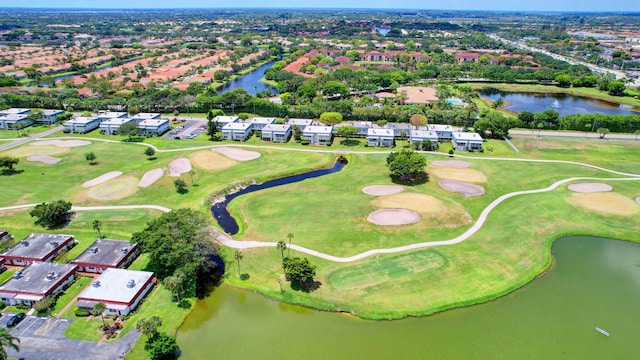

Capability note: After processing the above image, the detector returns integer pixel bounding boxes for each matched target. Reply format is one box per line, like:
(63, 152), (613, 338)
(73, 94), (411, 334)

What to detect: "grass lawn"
(51, 276), (93, 316)
(0, 270), (14, 285)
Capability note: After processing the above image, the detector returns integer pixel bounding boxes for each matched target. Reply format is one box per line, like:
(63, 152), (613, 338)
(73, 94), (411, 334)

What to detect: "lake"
(177, 236), (640, 359)
(480, 91), (639, 116)
(217, 61), (279, 95)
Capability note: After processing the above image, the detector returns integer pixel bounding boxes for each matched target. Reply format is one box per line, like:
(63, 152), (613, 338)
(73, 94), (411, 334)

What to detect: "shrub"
(300, 140), (310, 145)
(75, 309), (90, 317)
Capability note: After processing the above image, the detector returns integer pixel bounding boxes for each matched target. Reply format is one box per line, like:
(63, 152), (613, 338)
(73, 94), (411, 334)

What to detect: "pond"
(178, 236), (640, 359)
(480, 91), (639, 116)
(211, 157), (347, 234)
(217, 61), (279, 95)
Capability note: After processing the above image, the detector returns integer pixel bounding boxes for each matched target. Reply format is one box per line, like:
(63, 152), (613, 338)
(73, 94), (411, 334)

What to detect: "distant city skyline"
(3, 0), (640, 12)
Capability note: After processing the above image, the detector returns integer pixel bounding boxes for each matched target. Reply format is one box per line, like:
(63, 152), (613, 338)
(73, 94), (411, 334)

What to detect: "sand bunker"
(371, 193), (446, 214)
(567, 193), (639, 216)
(439, 180), (485, 197)
(362, 185), (404, 196)
(213, 147), (261, 161)
(431, 160), (472, 168)
(168, 158), (192, 177)
(138, 168), (164, 188)
(430, 167), (487, 183)
(82, 171), (123, 188)
(26, 154), (61, 165)
(568, 182), (613, 193)
(5, 145), (68, 157)
(31, 139), (91, 147)
(367, 208), (421, 226)
(190, 151), (237, 171)
(84, 176), (138, 201)
(637, 197), (640, 205)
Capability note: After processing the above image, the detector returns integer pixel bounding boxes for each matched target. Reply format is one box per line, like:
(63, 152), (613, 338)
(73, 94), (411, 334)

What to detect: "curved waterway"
(217, 61), (280, 95)
(211, 157), (347, 234)
(178, 236), (640, 359)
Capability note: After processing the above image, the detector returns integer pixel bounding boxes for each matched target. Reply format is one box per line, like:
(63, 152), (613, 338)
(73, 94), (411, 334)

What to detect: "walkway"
(0, 125), (63, 152)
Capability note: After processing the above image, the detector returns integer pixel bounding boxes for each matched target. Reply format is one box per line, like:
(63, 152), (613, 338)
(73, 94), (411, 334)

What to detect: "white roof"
(100, 118), (135, 126)
(42, 109), (65, 116)
(222, 122), (252, 130)
(132, 113), (160, 119)
(262, 124), (291, 132)
(453, 132), (483, 142)
(78, 268), (153, 304)
(249, 117), (276, 125)
(0, 114), (29, 121)
(97, 111), (127, 118)
(303, 125), (332, 134)
(287, 118), (313, 126)
(0, 108), (30, 115)
(214, 116), (239, 123)
(367, 128), (394, 136)
(66, 117), (98, 125)
(411, 129), (439, 139)
(138, 119), (168, 126)
(428, 124), (453, 131)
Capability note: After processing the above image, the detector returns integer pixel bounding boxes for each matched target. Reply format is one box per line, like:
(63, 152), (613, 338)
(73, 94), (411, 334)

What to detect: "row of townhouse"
(63, 112), (170, 136)
(0, 108), (65, 130)
(0, 230), (153, 316)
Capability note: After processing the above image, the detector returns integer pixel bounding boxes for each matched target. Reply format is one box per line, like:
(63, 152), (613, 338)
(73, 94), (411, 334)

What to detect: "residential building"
(0, 262), (78, 306)
(1, 233), (74, 266)
(302, 125), (333, 145)
(39, 109), (65, 124)
(76, 268), (155, 316)
(367, 128), (395, 147)
(99, 118), (136, 135)
(138, 119), (170, 136)
(455, 52), (481, 63)
(71, 239), (138, 273)
(249, 117), (276, 131)
(410, 129), (439, 150)
(452, 132), (484, 151)
(336, 121), (373, 137)
(0, 114), (32, 130)
(130, 113), (161, 122)
(286, 118), (314, 130)
(385, 122), (413, 138)
(222, 123), (253, 141)
(396, 86), (439, 104)
(63, 117), (100, 134)
(96, 111), (128, 122)
(428, 124), (454, 141)
(261, 124), (292, 143)
(213, 116), (239, 127)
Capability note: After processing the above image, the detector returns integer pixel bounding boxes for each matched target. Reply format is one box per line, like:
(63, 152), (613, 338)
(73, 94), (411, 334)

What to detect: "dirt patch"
(190, 151), (237, 171)
(568, 182), (613, 193)
(438, 180), (485, 197)
(367, 208), (421, 226)
(84, 176), (139, 201)
(431, 160), (472, 168)
(168, 158), (192, 177)
(212, 147), (261, 161)
(138, 168), (164, 188)
(429, 167), (487, 183)
(31, 139), (91, 147)
(26, 154), (61, 165)
(362, 185), (404, 196)
(82, 171), (123, 188)
(4, 145), (68, 157)
(567, 193), (639, 216)
(371, 193), (446, 214)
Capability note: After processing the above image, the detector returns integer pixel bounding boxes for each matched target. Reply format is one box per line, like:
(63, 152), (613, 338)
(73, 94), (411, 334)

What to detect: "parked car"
(174, 136), (181, 140)
(6, 313), (25, 327)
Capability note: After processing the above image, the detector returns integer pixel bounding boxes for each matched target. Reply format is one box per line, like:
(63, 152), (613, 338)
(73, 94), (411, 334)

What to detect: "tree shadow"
(0, 169), (24, 176)
(339, 139), (361, 147)
(196, 253), (225, 299)
(290, 280), (322, 293)
(390, 172), (429, 186)
(147, 157), (157, 161)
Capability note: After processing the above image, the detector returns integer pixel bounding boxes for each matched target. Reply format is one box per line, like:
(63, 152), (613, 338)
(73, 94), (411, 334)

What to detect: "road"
(0, 125), (63, 152)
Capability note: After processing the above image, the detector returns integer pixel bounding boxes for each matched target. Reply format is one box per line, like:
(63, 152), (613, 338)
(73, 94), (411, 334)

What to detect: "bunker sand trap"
(31, 139), (91, 147)
(26, 154), (61, 165)
(637, 197), (640, 205)
(4, 145), (68, 157)
(431, 160), (472, 168)
(213, 147), (261, 161)
(169, 158), (192, 177)
(371, 193), (446, 214)
(568, 193), (639, 216)
(439, 180), (485, 197)
(367, 208), (421, 226)
(362, 185), (404, 196)
(84, 176), (139, 201)
(138, 168), (164, 188)
(82, 171), (123, 188)
(429, 167), (487, 183)
(190, 151), (237, 171)
(568, 182), (613, 193)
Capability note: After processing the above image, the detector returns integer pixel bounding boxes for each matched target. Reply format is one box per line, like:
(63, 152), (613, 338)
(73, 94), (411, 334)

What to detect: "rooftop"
(453, 132), (484, 141)
(0, 114), (29, 121)
(304, 125), (333, 134)
(411, 129), (439, 138)
(72, 239), (137, 268)
(138, 119), (169, 126)
(78, 268), (154, 304)
(428, 124), (454, 131)
(249, 117), (276, 125)
(368, 128), (394, 136)
(214, 116), (239, 124)
(397, 86), (439, 104)
(262, 124), (291, 132)
(222, 122), (252, 130)
(287, 118), (314, 126)
(1, 233), (73, 260)
(100, 118), (135, 126)
(97, 111), (127, 118)
(131, 113), (161, 119)
(0, 262), (77, 295)
(42, 109), (65, 116)
(0, 108), (31, 115)
(66, 117), (99, 125)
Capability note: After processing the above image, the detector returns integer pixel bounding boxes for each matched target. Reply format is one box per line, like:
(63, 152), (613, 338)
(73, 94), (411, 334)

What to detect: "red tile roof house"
(71, 239), (138, 274)
(0, 233), (74, 266)
(0, 262), (78, 306)
(77, 268), (155, 316)
(455, 52), (481, 63)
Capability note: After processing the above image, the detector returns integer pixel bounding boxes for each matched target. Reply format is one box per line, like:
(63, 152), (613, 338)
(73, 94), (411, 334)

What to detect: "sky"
(4, 0), (640, 12)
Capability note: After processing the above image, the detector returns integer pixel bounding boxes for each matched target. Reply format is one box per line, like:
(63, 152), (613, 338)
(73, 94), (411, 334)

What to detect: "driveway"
(1, 313), (139, 360)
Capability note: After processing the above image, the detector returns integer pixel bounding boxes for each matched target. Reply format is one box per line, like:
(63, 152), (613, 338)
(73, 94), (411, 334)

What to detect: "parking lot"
(163, 118), (207, 140)
(1, 312), (139, 360)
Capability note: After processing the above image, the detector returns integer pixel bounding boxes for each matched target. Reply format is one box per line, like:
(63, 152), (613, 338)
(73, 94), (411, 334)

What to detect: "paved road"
(510, 129), (640, 141)
(0, 126), (63, 152)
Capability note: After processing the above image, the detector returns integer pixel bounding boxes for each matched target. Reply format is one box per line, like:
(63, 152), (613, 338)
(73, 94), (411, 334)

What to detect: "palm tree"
(0, 328), (19, 359)
(286, 233), (294, 257)
(93, 302), (107, 328)
(188, 169), (196, 186)
(233, 250), (243, 276)
(92, 219), (102, 238)
(277, 240), (287, 261)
